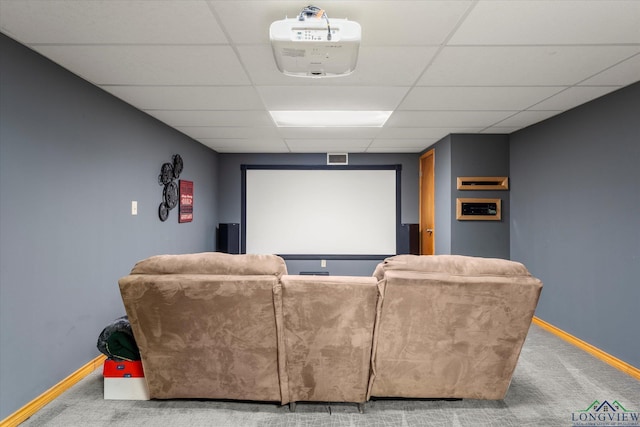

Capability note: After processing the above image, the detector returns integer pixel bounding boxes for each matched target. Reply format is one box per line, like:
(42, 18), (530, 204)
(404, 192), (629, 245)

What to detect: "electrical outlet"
(321, 259), (326, 268)
(131, 201), (138, 215)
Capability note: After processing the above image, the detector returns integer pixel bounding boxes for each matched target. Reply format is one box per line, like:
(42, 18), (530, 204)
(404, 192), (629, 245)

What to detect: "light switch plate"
(131, 201), (138, 215)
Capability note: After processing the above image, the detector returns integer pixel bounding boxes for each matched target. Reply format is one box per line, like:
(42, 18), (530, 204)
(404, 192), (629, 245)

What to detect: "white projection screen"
(242, 166), (400, 258)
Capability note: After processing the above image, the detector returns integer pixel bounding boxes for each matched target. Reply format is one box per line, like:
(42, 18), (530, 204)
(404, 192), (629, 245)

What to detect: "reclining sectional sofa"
(118, 252), (542, 410)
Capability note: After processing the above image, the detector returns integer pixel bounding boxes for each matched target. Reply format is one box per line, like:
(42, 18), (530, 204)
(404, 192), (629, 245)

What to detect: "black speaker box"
(408, 223), (420, 255)
(218, 223), (240, 254)
(398, 223), (420, 255)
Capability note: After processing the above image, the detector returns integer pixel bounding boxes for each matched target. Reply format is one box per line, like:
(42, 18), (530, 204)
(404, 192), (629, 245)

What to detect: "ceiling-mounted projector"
(270, 6), (361, 78)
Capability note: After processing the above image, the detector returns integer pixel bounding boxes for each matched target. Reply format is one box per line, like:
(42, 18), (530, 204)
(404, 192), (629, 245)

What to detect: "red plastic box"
(103, 360), (150, 400)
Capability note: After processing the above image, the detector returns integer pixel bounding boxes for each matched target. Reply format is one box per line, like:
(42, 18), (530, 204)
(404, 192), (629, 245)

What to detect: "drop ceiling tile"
(387, 111), (514, 128)
(353, 1), (473, 46)
(0, 0), (227, 44)
(311, 0), (471, 46)
(418, 46), (640, 86)
(35, 45), (250, 85)
(176, 126), (281, 140)
(258, 86), (408, 111)
(330, 46), (439, 86)
(214, 146), (290, 153)
(209, 0), (302, 45)
(377, 127), (483, 139)
(494, 110), (563, 128)
(450, 0), (640, 45)
(367, 146), (427, 153)
(370, 138), (437, 148)
(579, 53), (640, 86)
(529, 87), (620, 111)
(238, 45), (438, 86)
(146, 110), (274, 127)
(399, 86), (564, 111)
(212, 1), (471, 46)
(102, 86), (264, 110)
(200, 138), (289, 153)
(285, 139), (372, 152)
(481, 127), (521, 134)
(277, 127), (381, 139)
(288, 146), (368, 154)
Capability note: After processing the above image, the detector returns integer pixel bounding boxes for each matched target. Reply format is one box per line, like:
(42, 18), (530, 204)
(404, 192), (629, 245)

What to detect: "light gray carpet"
(21, 325), (640, 426)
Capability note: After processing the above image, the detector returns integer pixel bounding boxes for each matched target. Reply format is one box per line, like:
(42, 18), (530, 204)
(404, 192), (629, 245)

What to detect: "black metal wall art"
(158, 154), (183, 221)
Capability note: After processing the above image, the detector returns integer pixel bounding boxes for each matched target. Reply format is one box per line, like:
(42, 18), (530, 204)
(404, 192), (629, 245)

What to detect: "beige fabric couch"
(118, 252), (288, 401)
(368, 254), (543, 400)
(118, 252), (542, 407)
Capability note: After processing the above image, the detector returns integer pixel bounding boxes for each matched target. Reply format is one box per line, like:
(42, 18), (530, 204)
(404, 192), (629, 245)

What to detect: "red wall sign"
(179, 180), (193, 223)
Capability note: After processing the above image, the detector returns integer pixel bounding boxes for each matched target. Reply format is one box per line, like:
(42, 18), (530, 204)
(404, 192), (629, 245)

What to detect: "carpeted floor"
(20, 325), (640, 426)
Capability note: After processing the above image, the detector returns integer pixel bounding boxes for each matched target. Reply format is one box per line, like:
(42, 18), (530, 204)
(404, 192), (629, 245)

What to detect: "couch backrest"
(373, 254), (532, 281)
(119, 273), (284, 401)
(369, 254), (543, 400)
(277, 275), (379, 404)
(119, 252), (288, 402)
(129, 252), (288, 278)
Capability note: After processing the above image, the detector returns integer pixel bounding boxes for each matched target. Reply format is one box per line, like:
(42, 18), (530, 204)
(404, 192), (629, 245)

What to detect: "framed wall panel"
(456, 198), (501, 221)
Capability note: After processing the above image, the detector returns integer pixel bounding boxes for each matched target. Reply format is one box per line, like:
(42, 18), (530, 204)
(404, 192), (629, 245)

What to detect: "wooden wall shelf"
(457, 176), (509, 190)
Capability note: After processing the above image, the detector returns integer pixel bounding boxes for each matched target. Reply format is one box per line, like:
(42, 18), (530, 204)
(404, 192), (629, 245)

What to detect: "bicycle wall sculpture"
(158, 154), (183, 222)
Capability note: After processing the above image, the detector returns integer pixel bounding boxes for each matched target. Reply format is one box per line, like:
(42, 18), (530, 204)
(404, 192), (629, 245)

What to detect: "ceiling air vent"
(327, 153), (348, 165)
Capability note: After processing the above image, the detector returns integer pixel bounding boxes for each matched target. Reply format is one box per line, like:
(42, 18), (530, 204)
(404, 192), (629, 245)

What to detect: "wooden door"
(419, 150), (435, 255)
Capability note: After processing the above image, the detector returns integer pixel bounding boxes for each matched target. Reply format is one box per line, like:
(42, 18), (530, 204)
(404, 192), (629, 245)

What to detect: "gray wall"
(217, 152), (419, 276)
(451, 134), (510, 259)
(432, 138), (452, 254)
(510, 82), (640, 368)
(0, 35), (219, 419)
(430, 134), (510, 258)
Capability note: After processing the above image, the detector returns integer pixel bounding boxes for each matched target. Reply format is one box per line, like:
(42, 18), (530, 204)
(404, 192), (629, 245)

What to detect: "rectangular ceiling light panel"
(270, 110), (392, 127)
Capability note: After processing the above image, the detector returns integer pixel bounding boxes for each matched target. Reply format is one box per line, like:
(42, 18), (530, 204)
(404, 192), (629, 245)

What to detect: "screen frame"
(241, 164), (402, 260)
